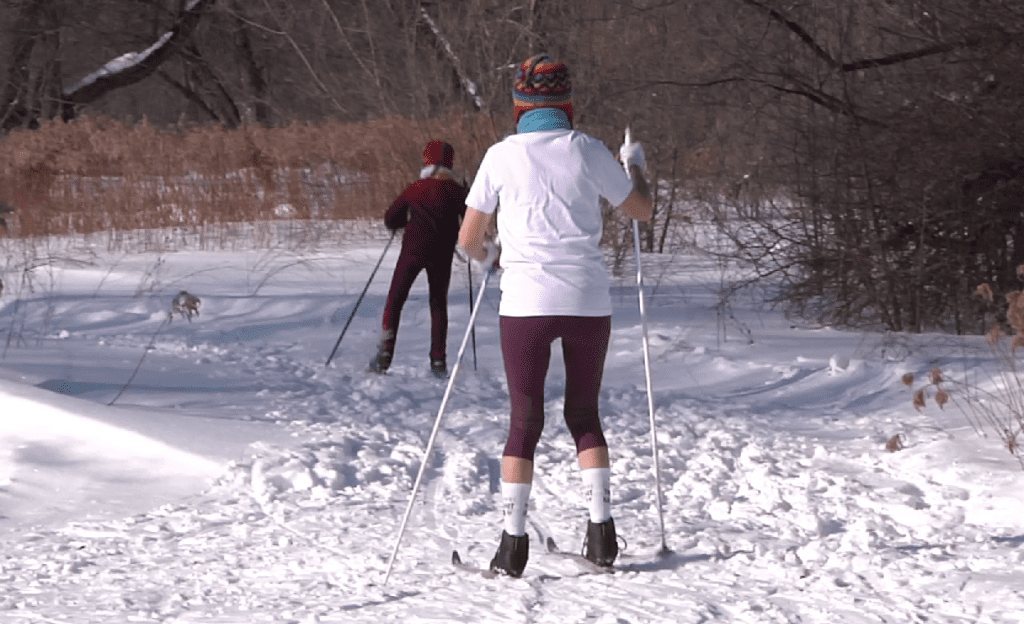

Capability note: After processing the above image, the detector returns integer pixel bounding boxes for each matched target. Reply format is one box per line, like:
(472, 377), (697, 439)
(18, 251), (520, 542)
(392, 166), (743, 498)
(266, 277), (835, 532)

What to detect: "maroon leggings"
(382, 251), (453, 360)
(499, 315), (611, 461)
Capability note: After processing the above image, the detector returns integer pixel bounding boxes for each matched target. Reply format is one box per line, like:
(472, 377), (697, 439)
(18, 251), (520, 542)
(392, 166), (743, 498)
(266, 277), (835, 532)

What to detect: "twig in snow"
(110, 290), (202, 405)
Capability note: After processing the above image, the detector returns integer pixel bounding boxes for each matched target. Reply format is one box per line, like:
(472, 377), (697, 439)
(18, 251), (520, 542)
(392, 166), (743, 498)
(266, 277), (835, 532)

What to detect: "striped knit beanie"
(513, 54), (573, 127)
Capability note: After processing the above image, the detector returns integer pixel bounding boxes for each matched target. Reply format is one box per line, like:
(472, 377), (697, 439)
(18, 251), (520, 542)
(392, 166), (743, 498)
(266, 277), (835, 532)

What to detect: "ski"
(544, 537), (614, 575)
(547, 536), (678, 575)
(451, 550), (498, 579)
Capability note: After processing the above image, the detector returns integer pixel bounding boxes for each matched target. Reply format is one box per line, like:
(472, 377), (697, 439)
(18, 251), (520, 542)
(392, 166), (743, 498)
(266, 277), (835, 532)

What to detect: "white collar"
(420, 165), (456, 179)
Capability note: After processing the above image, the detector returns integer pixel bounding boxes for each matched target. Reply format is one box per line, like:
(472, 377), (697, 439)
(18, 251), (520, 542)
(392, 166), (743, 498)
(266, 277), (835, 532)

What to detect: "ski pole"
(383, 264), (495, 585)
(325, 230), (396, 367)
(632, 219), (669, 556)
(623, 127), (670, 556)
(467, 260), (478, 370)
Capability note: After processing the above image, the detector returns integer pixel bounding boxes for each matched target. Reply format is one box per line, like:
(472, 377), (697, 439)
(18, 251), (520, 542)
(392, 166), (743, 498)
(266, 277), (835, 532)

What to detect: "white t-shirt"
(466, 130), (634, 317)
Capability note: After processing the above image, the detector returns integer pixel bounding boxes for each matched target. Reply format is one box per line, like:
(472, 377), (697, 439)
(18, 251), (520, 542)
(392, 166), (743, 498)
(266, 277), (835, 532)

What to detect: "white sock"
(501, 481), (531, 536)
(581, 467), (612, 523)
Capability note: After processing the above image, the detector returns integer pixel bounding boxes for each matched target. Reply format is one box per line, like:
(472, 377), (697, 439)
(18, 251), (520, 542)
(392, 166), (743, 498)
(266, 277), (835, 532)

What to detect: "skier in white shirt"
(458, 53), (652, 577)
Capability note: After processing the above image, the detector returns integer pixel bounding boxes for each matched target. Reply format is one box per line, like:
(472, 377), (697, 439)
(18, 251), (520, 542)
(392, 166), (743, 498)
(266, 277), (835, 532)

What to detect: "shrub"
(910, 280), (1024, 469)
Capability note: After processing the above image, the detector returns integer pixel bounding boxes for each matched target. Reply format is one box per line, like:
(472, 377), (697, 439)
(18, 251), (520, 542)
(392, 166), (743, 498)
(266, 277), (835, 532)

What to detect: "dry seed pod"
(912, 388), (926, 411)
(988, 324), (1003, 346)
(1007, 291), (1024, 333)
(886, 434), (904, 453)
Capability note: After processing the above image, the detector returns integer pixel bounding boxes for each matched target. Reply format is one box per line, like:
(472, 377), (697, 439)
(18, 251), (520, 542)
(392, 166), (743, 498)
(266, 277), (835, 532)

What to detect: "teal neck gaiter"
(517, 108), (572, 134)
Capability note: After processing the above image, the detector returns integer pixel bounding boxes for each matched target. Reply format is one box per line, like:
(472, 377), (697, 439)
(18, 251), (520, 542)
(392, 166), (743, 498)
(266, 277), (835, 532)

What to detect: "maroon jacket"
(384, 177), (468, 261)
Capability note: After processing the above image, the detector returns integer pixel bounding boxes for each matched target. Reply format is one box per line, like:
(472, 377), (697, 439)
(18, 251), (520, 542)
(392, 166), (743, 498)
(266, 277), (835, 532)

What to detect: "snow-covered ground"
(1, 225), (1023, 623)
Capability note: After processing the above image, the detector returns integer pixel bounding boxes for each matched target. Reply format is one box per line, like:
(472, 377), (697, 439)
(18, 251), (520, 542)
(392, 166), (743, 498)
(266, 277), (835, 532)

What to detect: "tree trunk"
(1, 0), (52, 132)
(233, 4), (272, 125)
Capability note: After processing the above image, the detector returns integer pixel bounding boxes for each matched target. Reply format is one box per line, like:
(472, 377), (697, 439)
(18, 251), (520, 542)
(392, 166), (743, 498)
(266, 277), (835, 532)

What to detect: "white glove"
(619, 140), (647, 175)
(475, 239), (500, 272)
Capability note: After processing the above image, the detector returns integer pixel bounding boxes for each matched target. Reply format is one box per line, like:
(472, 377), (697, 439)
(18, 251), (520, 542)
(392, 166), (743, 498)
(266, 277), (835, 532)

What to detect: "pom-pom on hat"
(513, 54), (573, 126)
(423, 140), (454, 169)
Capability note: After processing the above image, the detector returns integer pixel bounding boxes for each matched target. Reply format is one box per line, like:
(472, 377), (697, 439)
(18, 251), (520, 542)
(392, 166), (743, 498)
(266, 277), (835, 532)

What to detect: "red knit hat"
(513, 54), (573, 126)
(423, 141), (454, 169)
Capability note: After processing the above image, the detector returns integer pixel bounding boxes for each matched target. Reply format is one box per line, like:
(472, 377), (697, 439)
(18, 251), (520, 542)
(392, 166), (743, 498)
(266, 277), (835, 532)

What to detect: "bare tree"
(701, 0), (1024, 333)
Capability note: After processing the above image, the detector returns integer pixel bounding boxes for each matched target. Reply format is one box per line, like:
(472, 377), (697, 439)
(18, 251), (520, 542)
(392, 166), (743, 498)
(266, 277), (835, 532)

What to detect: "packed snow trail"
(0, 240), (1022, 622)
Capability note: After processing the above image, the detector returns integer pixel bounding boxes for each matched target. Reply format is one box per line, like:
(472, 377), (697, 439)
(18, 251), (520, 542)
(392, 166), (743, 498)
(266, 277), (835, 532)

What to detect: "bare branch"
(319, 0), (389, 112)
(420, 6), (484, 111)
(738, 0), (841, 69)
(739, 0), (989, 73)
(258, 0), (348, 115)
(62, 0), (218, 115)
(155, 70), (224, 125)
(840, 38), (981, 72)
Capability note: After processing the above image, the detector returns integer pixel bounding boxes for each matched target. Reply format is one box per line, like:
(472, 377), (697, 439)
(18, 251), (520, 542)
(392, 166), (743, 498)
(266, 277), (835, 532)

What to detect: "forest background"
(1, 0), (1023, 335)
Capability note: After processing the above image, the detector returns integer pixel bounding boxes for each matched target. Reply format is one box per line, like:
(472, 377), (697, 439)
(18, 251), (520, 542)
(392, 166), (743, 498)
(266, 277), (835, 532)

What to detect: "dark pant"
(499, 315), (611, 461)
(382, 251), (452, 361)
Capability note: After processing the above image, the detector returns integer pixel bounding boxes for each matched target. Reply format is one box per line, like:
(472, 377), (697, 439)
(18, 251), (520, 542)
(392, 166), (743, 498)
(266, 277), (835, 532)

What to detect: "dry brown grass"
(0, 114), (503, 246)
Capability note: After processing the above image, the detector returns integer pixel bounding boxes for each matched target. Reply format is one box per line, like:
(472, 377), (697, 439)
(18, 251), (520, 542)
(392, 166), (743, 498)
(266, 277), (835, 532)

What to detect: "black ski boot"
(368, 331), (395, 374)
(489, 531), (529, 577)
(430, 357), (447, 379)
(582, 518), (618, 568)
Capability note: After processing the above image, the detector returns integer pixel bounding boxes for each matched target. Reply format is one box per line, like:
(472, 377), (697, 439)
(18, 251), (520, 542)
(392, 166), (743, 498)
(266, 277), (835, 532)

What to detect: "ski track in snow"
(0, 237), (1023, 623)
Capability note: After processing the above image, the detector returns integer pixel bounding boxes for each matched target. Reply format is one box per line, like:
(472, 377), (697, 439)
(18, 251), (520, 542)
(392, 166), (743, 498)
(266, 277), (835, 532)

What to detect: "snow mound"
(0, 376), (222, 532)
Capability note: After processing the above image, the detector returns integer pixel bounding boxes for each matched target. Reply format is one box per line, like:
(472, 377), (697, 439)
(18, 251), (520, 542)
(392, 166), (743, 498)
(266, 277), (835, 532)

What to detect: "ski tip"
(624, 126), (632, 145)
(452, 550), (462, 564)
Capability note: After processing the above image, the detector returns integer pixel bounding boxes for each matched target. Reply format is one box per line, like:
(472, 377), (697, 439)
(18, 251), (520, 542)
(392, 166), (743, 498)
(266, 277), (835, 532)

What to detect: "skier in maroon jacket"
(369, 140), (468, 378)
